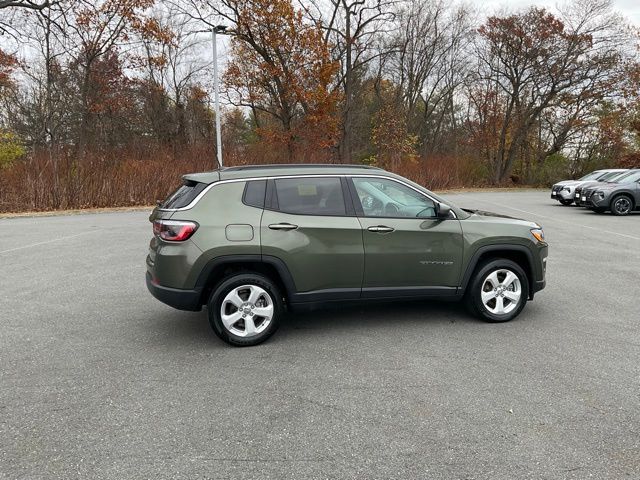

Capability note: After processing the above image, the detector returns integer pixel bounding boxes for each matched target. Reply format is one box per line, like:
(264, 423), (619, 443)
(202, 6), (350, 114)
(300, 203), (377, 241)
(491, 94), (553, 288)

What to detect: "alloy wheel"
(613, 197), (631, 215)
(220, 285), (274, 337)
(480, 269), (522, 315)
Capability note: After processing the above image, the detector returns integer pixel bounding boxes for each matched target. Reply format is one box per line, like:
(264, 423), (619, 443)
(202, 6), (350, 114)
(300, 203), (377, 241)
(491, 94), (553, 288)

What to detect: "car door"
(348, 176), (463, 298)
(260, 176), (364, 302)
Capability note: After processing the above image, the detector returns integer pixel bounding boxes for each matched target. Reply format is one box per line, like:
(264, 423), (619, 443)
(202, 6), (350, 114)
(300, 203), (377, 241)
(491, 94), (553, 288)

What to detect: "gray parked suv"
(574, 170), (629, 206)
(582, 169), (640, 215)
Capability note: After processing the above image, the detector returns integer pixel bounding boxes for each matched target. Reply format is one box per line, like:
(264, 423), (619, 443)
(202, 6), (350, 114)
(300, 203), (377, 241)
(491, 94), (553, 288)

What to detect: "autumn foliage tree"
(224, 0), (340, 160)
(474, 3), (627, 183)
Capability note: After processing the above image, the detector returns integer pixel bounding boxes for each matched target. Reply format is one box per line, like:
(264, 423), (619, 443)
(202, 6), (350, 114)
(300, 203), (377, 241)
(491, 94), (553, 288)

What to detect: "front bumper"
(551, 189), (573, 201)
(146, 272), (203, 311)
(583, 192), (608, 208)
(531, 247), (547, 297)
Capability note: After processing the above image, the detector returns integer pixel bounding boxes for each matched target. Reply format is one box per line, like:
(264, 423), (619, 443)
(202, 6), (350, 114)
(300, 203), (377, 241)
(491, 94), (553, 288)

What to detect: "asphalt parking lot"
(1, 190), (639, 479)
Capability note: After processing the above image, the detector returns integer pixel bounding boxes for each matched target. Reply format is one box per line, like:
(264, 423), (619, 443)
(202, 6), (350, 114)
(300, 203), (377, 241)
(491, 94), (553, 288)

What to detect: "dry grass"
(0, 145), (509, 214)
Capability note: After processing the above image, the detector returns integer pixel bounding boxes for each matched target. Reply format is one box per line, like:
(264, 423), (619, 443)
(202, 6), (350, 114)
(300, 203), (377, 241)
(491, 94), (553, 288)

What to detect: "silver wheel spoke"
(502, 271), (517, 288)
(253, 305), (273, 318)
(486, 271), (499, 287)
(226, 290), (244, 308)
(481, 290), (495, 304)
(244, 315), (257, 336)
(221, 311), (242, 329)
(247, 285), (261, 305)
(504, 290), (520, 303)
(494, 296), (505, 314)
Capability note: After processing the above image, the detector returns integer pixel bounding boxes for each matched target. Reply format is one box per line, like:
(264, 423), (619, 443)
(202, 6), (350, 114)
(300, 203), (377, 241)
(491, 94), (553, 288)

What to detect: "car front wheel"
(611, 194), (633, 216)
(208, 273), (283, 347)
(466, 259), (529, 323)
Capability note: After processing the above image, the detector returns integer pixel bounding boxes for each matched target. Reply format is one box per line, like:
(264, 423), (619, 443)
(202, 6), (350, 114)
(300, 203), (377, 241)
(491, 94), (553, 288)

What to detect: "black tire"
(610, 194), (633, 216)
(465, 259), (529, 323)
(207, 273), (283, 347)
(559, 199), (573, 206)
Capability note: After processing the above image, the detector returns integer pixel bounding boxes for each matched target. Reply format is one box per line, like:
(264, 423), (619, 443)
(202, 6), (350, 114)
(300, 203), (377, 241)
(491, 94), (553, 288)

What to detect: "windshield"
(579, 171), (604, 181)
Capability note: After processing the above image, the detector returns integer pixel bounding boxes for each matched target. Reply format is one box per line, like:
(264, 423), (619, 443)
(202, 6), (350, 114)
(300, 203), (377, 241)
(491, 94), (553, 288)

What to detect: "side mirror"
(436, 203), (452, 219)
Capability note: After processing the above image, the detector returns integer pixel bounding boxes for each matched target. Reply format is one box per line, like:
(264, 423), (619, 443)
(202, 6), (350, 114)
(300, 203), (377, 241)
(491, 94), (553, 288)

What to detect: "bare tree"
(474, 0), (628, 183)
(0, 0), (57, 10)
(141, 5), (210, 146)
(386, 0), (473, 155)
(303, 0), (398, 162)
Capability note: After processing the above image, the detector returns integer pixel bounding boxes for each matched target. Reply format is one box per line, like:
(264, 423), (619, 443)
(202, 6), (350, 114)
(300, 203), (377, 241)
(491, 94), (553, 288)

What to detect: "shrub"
(0, 131), (25, 168)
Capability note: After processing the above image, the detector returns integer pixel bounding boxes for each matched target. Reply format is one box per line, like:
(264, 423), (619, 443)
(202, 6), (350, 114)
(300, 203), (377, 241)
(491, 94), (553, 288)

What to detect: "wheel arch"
(460, 245), (535, 300)
(194, 254), (297, 307)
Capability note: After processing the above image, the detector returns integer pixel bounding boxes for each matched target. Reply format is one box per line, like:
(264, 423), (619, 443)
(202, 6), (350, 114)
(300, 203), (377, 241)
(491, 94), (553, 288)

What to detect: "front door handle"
(368, 225), (395, 233)
(268, 223), (298, 231)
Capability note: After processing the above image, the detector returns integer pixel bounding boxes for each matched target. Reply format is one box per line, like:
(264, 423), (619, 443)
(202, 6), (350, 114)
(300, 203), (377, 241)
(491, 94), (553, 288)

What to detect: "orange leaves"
(224, 0), (340, 157)
(73, 0), (172, 56)
(0, 49), (17, 89)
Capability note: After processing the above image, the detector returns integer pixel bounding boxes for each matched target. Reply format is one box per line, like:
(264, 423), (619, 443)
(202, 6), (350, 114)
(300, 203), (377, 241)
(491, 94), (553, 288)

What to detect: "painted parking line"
(0, 230), (100, 255)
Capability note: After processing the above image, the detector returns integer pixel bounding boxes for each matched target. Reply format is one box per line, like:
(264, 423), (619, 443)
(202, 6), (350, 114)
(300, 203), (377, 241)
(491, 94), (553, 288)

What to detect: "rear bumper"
(146, 272), (202, 311)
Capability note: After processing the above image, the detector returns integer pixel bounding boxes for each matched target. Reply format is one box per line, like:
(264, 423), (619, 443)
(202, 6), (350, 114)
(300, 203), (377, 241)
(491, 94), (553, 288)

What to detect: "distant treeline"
(0, 0), (639, 212)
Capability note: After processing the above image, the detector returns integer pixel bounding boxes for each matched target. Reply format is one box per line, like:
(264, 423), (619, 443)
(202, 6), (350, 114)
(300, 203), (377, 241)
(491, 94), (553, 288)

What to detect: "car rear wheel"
(208, 273), (283, 347)
(610, 194), (633, 216)
(466, 259), (529, 323)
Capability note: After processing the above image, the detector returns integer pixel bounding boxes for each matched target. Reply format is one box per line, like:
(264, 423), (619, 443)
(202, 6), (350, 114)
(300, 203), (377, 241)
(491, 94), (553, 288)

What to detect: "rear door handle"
(268, 223), (298, 231)
(367, 225), (395, 233)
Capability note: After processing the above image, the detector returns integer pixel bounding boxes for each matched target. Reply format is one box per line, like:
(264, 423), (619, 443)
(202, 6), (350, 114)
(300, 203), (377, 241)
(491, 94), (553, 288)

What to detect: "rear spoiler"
(182, 170), (221, 185)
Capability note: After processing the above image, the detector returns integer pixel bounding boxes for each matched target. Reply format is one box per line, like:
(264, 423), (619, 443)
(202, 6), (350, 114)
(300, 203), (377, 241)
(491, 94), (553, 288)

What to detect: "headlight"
(563, 186), (572, 192)
(595, 191), (605, 198)
(531, 228), (545, 243)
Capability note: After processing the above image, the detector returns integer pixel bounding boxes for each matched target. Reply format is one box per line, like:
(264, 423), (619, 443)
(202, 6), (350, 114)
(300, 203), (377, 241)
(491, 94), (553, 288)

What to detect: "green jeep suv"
(147, 164), (548, 346)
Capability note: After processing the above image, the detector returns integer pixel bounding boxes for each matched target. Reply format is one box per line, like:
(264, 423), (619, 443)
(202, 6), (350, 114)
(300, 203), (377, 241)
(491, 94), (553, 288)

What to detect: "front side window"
(352, 177), (436, 218)
(274, 177), (346, 216)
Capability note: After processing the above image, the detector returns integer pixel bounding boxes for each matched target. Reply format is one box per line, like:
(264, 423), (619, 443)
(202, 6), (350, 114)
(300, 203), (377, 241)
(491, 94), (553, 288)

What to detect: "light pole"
(211, 25), (228, 168)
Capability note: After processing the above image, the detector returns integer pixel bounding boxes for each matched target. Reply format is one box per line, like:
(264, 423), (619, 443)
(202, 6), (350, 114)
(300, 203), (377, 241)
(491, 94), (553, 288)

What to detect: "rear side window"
(243, 180), (267, 208)
(274, 177), (346, 216)
(161, 181), (207, 209)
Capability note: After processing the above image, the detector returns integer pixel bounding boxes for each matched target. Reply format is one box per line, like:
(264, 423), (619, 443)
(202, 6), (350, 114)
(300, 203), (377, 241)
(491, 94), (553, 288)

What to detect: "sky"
(480, 0), (640, 25)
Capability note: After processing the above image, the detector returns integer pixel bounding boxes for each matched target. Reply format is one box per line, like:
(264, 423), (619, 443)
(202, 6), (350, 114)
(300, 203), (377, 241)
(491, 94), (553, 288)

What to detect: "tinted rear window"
(243, 180), (267, 208)
(161, 181), (207, 209)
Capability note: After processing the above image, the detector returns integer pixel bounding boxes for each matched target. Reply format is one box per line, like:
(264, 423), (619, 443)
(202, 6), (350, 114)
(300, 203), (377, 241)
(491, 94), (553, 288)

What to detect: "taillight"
(153, 220), (199, 242)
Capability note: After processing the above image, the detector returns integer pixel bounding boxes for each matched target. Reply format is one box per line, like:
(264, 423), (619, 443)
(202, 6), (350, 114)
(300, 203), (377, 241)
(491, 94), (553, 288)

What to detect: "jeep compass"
(147, 164), (548, 346)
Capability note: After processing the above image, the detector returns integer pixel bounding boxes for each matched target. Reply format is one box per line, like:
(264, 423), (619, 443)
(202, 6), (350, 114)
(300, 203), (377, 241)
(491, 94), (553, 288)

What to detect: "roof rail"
(222, 163), (382, 171)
